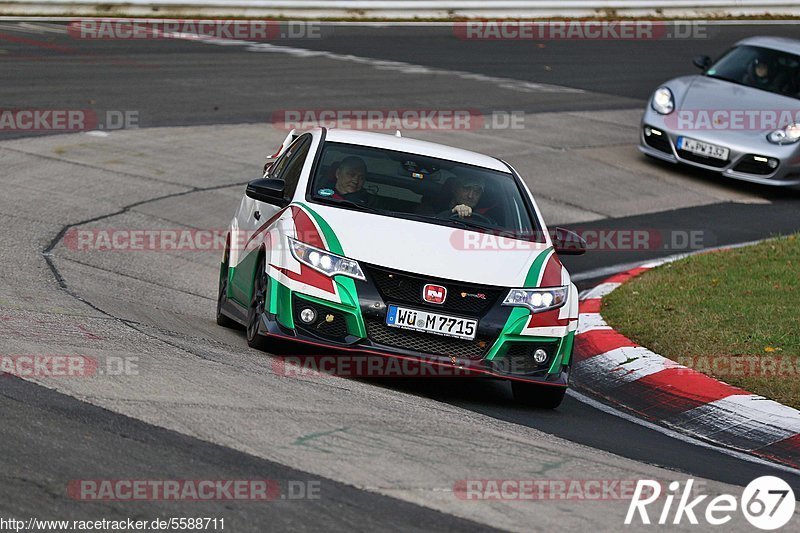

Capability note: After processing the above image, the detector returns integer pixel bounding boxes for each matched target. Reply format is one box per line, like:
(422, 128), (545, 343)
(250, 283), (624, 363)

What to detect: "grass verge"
(602, 235), (799, 409)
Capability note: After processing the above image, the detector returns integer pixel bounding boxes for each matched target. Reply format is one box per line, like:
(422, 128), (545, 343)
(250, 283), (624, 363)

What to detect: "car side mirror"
(246, 178), (286, 206)
(552, 227), (587, 256)
(693, 55), (712, 70)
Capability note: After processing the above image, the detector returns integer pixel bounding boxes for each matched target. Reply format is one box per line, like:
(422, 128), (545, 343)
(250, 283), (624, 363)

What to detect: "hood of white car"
(308, 203), (553, 287)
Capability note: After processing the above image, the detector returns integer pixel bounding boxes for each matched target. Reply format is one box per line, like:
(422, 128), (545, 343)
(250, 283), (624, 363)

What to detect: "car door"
(229, 135), (313, 305)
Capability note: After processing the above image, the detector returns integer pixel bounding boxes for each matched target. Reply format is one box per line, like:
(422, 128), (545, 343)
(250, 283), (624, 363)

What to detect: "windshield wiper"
(445, 217), (496, 232)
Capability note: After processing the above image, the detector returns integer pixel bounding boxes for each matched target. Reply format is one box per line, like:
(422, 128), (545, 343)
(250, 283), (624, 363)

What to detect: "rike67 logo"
(626, 477), (795, 529)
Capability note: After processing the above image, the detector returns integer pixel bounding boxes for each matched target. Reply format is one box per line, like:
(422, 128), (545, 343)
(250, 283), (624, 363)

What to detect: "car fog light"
(533, 349), (548, 364)
(300, 307), (317, 324)
(768, 158), (779, 169)
(644, 126), (652, 136)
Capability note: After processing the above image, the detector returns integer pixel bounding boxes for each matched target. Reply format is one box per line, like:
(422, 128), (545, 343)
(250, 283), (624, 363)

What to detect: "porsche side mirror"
(552, 227), (587, 256)
(693, 55), (712, 70)
(246, 178), (286, 206)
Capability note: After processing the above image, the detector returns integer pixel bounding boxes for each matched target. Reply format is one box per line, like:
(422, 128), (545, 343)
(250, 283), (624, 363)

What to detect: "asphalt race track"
(1, 20), (800, 531)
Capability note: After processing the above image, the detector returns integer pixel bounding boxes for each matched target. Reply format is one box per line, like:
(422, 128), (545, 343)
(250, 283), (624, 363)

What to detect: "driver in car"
(744, 57), (775, 88)
(441, 175), (488, 219)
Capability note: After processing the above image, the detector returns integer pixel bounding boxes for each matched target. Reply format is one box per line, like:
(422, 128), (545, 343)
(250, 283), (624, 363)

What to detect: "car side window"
(276, 135), (312, 201)
(268, 147), (292, 179)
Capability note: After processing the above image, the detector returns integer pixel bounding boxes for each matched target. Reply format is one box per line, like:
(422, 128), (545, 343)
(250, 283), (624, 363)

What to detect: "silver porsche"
(639, 36), (800, 187)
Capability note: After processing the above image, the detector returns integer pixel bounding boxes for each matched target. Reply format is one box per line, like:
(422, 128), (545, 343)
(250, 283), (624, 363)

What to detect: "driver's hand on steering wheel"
(451, 204), (472, 218)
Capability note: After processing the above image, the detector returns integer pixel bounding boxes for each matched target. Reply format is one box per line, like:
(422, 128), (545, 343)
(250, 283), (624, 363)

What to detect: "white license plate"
(677, 136), (729, 160)
(386, 305), (477, 341)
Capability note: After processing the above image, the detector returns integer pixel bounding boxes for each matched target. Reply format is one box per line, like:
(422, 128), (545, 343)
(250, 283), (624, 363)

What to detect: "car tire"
(246, 254), (270, 351)
(216, 246), (240, 329)
(511, 381), (566, 409)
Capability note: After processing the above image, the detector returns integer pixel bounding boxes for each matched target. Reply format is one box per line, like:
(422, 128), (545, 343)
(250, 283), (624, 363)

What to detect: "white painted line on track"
(80, 26), (586, 95)
(17, 21), (68, 33)
(567, 389), (800, 477)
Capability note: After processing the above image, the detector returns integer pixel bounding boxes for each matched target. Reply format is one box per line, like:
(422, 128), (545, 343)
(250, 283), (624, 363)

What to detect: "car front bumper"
(638, 109), (800, 187)
(252, 264), (574, 387)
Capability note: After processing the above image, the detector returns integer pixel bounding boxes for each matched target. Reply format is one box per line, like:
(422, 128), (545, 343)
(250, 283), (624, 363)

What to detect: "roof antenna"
(395, 130), (402, 137)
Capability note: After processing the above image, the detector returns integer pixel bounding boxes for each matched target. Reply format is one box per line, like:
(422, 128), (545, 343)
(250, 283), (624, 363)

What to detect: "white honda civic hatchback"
(217, 128), (585, 408)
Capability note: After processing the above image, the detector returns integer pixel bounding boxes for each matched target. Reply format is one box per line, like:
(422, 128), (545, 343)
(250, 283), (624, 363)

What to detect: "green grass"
(602, 235), (800, 409)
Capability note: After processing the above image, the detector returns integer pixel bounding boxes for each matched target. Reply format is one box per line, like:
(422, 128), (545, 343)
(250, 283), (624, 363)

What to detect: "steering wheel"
(450, 210), (494, 225)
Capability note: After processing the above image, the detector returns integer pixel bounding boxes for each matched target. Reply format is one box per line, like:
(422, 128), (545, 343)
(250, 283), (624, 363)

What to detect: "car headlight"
(287, 237), (365, 280)
(502, 286), (568, 313)
(767, 123), (800, 145)
(651, 87), (674, 115)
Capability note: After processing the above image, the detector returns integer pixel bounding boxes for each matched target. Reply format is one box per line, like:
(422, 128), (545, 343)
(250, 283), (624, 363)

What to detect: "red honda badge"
(422, 284), (447, 304)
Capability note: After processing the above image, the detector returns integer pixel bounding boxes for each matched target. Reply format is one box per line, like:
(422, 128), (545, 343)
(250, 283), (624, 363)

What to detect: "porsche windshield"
(707, 45), (800, 99)
(307, 141), (543, 240)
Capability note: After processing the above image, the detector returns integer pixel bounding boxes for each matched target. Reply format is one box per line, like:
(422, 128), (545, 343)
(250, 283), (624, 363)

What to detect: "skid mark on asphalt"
(289, 425), (569, 474)
(293, 427), (351, 452)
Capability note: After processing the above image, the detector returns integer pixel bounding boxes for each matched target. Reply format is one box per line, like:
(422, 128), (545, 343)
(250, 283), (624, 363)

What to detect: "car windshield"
(706, 45), (800, 99)
(307, 141), (543, 241)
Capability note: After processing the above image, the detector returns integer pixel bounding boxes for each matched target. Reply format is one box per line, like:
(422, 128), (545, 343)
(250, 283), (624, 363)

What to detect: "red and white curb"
(573, 261), (800, 469)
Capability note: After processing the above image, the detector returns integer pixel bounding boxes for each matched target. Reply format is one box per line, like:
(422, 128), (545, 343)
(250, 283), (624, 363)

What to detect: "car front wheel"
(216, 246), (240, 329)
(246, 255), (270, 351)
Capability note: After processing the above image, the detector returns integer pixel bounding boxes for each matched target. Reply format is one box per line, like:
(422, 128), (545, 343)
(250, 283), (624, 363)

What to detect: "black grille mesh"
(732, 155), (776, 176)
(643, 129), (672, 154)
(365, 319), (493, 360)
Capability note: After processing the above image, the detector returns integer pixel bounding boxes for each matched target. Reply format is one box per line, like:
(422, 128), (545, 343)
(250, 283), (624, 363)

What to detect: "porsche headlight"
(767, 123), (800, 145)
(502, 286), (568, 313)
(287, 237), (365, 280)
(651, 87), (675, 115)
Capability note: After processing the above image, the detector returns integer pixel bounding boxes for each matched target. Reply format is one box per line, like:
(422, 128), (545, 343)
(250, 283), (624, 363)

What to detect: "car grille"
(677, 149), (729, 168)
(489, 342), (558, 375)
(293, 296), (350, 341)
(732, 155), (777, 176)
(365, 319), (493, 360)
(642, 127), (672, 154)
(364, 264), (502, 316)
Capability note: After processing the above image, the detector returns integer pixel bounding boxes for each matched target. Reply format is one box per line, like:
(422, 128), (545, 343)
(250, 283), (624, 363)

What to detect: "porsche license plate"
(677, 136), (729, 160)
(386, 305), (477, 341)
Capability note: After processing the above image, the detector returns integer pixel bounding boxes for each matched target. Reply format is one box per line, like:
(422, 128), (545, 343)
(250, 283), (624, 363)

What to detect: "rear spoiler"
(263, 129), (298, 174)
